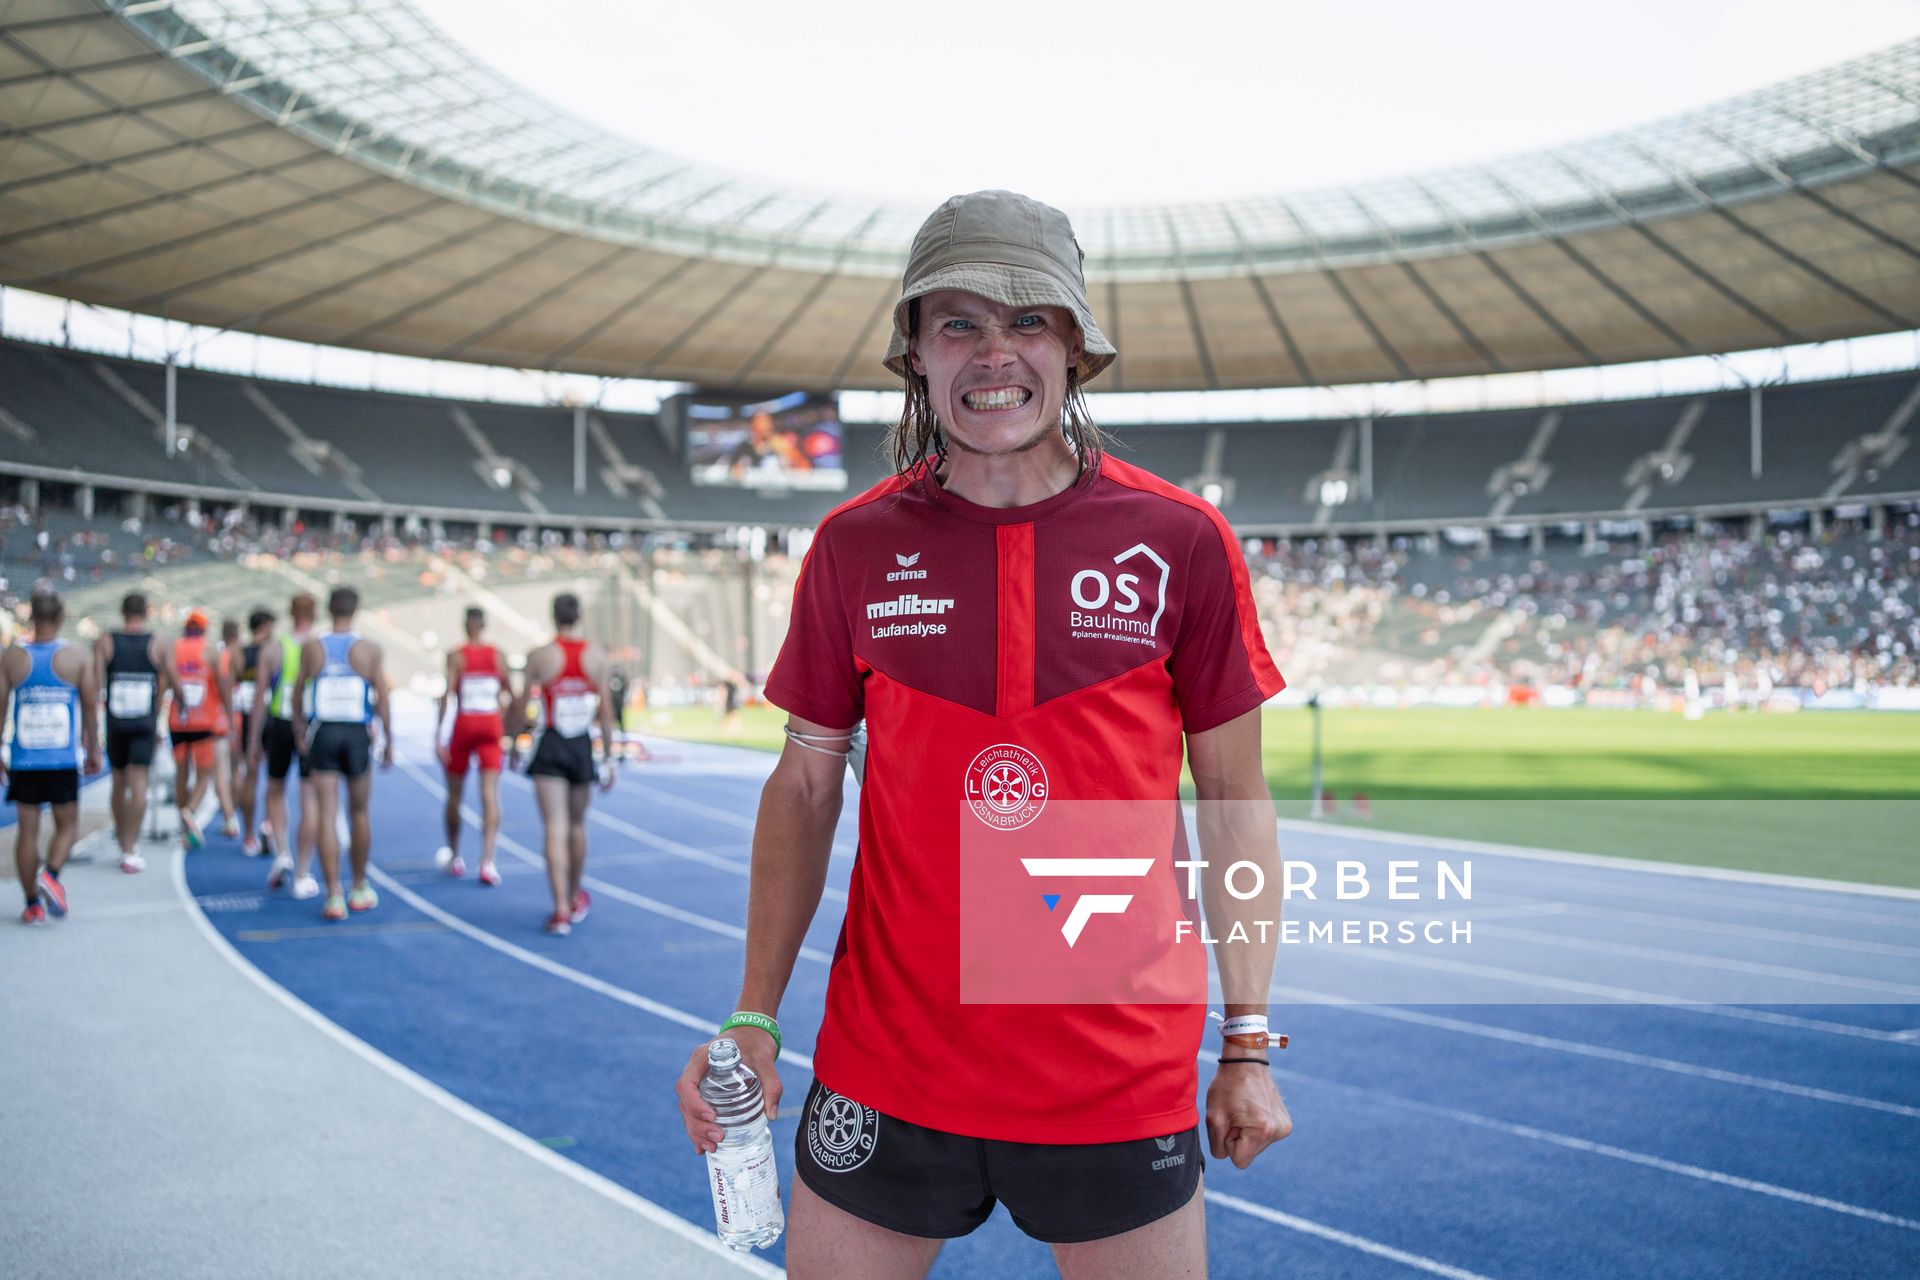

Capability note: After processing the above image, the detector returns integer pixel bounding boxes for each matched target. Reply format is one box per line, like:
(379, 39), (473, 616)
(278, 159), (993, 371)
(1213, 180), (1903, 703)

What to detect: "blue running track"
(181, 729), (1920, 1279)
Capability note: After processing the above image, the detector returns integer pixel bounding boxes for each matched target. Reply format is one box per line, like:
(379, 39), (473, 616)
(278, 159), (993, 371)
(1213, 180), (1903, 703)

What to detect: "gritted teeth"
(962, 387), (1033, 411)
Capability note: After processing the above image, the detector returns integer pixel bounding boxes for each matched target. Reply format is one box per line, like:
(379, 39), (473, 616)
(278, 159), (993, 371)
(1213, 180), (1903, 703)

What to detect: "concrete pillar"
(20, 477), (39, 515)
(1870, 504), (1888, 538)
(283, 506), (299, 532)
(1809, 507), (1826, 538)
(1582, 520), (1598, 554)
(130, 491), (148, 522)
(1637, 520), (1652, 551)
(78, 484), (95, 521)
(1748, 512), (1765, 542)
(1529, 524), (1545, 555)
(477, 520), (492, 541)
(379, 512), (396, 538)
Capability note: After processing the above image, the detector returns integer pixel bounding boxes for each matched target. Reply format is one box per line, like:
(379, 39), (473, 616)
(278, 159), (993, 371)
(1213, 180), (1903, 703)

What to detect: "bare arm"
(366, 641), (393, 766)
(0, 648), (16, 778)
(248, 643), (277, 758)
(74, 648), (100, 769)
(1187, 707), (1292, 1171)
(289, 640), (321, 749)
(673, 712), (849, 1153)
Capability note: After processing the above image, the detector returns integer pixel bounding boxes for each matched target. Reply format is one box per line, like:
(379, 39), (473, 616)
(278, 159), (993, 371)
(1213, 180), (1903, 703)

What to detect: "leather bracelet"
(1218, 1056), (1271, 1066)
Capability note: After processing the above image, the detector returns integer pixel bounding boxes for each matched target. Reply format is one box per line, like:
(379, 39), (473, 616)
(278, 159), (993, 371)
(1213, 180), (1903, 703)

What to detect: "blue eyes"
(943, 316), (1044, 332)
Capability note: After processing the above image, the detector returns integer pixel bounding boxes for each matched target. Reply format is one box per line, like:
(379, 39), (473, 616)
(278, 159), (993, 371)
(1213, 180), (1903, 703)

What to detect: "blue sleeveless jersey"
(11, 640), (80, 771)
(310, 632), (373, 725)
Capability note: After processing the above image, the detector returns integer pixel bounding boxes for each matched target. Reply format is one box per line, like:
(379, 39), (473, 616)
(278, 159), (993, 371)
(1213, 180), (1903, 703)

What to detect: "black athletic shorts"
(527, 731), (595, 787)
(170, 729), (213, 747)
(7, 768), (79, 808)
(262, 718), (296, 781)
(303, 722), (370, 779)
(793, 1080), (1203, 1244)
(107, 728), (156, 771)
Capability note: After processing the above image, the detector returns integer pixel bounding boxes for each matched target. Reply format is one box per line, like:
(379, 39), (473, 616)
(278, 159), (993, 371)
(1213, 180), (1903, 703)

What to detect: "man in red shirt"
(435, 606), (507, 885)
(507, 594), (616, 936)
(675, 190), (1291, 1276)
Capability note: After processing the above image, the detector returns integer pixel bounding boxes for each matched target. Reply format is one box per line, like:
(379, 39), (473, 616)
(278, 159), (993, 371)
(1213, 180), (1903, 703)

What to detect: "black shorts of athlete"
(793, 1080), (1203, 1244)
(303, 722), (371, 779)
(169, 729), (212, 747)
(7, 768), (80, 808)
(527, 731), (595, 787)
(107, 728), (156, 771)
(262, 718), (297, 781)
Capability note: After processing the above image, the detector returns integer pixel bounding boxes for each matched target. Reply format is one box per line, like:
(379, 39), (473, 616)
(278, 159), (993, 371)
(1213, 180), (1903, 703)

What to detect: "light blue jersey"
(10, 641), (79, 772)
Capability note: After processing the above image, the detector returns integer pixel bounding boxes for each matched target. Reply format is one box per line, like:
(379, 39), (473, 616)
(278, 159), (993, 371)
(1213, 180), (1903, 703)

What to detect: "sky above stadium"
(385, 1), (1920, 206)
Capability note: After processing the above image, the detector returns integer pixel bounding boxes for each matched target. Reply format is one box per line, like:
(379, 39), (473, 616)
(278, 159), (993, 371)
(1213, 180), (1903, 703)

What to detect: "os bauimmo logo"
(964, 743), (1049, 830)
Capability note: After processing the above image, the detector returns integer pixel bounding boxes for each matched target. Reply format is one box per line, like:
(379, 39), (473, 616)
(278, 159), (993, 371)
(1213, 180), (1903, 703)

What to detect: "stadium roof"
(5, 0), (1920, 391)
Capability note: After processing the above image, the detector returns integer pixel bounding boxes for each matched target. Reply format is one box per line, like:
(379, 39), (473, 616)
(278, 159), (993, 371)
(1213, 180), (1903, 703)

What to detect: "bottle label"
(707, 1143), (781, 1236)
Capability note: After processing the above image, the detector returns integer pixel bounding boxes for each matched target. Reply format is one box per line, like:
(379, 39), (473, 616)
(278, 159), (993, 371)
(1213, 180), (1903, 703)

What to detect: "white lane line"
(1269, 986), (1920, 1120)
(404, 763), (1501, 1274)
(1475, 924), (1920, 998)
(614, 775), (860, 860)
(1521, 902), (1920, 960)
(419, 754), (1920, 1107)
(1280, 1070), (1920, 1232)
(399, 760), (836, 965)
(1466, 876), (1920, 931)
(172, 846), (781, 1279)
(494, 768), (849, 904)
(1203, 1191), (1495, 1280)
(1274, 817), (1920, 902)
(1301, 941), (1920, 1045)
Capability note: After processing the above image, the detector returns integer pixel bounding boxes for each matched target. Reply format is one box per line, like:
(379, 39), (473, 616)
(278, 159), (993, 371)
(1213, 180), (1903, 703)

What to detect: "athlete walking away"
(256, 594), (318, 897)
(507, 593), (615, 935)
(228, 609), (274, 855)
(3, 591), (100, 922)
(95, 593), (177, 874)
(674, 191), (1291, 1279)
(289, 587), (393, 922)
(167, 608), (229, 851)
(210, 618), (242, 838)
(435, 606), (507, 885)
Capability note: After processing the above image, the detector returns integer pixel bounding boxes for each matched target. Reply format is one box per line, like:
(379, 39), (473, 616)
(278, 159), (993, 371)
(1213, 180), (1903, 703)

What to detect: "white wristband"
(1219, 1015), (1269, 1039)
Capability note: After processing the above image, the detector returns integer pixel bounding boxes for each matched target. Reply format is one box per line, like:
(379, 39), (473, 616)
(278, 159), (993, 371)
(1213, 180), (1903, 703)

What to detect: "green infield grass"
(633, 703), (1920, 888)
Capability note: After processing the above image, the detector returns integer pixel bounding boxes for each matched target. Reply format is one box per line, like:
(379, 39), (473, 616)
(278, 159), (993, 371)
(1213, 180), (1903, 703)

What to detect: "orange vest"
(169, 634), (221, 733)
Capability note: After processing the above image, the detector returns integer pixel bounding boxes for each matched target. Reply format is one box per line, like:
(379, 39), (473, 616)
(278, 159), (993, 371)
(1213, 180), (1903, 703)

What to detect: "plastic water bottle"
(699, 1038), (784, 1251)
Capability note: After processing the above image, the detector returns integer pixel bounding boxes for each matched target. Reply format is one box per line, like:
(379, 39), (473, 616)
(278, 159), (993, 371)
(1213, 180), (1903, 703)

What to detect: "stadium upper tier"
(3, 2), (1920, 390)
(3, 337), (1916, 531)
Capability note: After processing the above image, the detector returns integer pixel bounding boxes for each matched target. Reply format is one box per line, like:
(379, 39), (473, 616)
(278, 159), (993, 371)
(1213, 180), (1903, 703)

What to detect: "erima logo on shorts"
(807, 1089), (880, 1173)
(1151, 1134), (1187, 1172)
(887, 551), (928, 582)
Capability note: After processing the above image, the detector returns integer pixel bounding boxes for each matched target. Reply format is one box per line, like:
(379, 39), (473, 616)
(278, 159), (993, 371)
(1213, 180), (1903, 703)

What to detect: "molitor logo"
(964, 743), (1049, 830)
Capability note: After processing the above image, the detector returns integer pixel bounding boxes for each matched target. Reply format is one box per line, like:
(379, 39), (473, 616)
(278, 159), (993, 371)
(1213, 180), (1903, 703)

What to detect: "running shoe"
(570, 888), (591, 925)
(291, 875), (320, 900)
(221, 814), (240, 839)
(434, 846), (464, 878)
(259, 820), (278, 856)
(544, 911), (571, 936)
(347, 885), (378, 913)
(20, 902), (47, 925)
(266, 850), (293, 890)
(242, 835), (261, 857)
(477, 861), (502, 888)
(321, 895), (347, 922)
(120, 851), (146, 875)
(180, 811), (204, 851)
(37, 871), (67, 918)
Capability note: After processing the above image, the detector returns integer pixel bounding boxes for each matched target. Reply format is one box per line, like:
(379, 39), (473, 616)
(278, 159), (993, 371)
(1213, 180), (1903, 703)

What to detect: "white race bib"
(109, 676), (154, 719)
(552, 691), (596, 738)
(180, 679), (205, 710)
(315, 674), (368, 722)
(233, 680), (256, 713)
(459, 674), (501, 717)
(16, 701), (71, 751)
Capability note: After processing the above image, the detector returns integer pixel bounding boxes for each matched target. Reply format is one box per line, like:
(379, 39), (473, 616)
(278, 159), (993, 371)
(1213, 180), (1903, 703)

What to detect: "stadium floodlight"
(1201, 481), (1225, 506)
(490, 464), (513, 489)
(1319, 477), (1351, 507)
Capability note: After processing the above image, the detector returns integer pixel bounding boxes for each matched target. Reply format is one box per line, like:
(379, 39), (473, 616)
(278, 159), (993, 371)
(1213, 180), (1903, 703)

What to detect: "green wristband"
(719, 1010), (781, 1059)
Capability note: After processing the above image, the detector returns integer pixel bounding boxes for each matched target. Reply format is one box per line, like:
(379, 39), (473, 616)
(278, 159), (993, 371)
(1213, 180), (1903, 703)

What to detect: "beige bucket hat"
(883, 189), (1117, 384)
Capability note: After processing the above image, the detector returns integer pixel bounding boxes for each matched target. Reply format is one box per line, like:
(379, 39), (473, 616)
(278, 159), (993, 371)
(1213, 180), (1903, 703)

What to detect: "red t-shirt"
(452, 643), (505, 736)
(764, 453), (1285, 1143)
